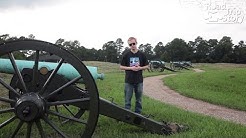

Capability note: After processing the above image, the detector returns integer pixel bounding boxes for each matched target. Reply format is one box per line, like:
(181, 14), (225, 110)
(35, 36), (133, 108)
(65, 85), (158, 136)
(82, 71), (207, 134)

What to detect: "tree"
(115, 38), (124, 63)
(95, 49), (105, 61)
(207, 39), (218, 63)
(153, 42), (165, 60)
(102, 41), (118, 63)
(232, 40), (246, 63)
(0, 34), (10, 43)
(163, 38), (191, 62)
(0, 34), (18, 42)
(55, 39), (81, 57)
(55, 38), (65, 46)
(3, 33), (246, 64)
(138, 43), (154, 60)
(20, 34), (36, 57)
(191, 36), (211, 62)
(121, 47), (130, 56)
(63, 40), (80, 51)
(0, 34), (26, 59)
(28, 34), (35, 39)
(213, 36), (233, 62)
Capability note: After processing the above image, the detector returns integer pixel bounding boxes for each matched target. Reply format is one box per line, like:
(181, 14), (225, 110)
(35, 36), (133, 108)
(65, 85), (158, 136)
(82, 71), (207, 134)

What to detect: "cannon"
(170, 61), (190, 70)
(0, 58), (104, 83)
(148, 60), (176, 72)
(181, 61), (194, 68)
(0, 40), (185, 137)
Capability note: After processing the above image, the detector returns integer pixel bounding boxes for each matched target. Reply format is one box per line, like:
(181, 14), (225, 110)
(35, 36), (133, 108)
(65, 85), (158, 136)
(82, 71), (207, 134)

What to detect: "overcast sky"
(0, 0), (246, 49)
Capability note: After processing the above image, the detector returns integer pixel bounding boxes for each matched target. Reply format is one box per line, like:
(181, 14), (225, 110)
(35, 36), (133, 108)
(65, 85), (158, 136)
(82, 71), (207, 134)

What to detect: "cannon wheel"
(0, 40), (99, 138)
(149, 60), (164, 72)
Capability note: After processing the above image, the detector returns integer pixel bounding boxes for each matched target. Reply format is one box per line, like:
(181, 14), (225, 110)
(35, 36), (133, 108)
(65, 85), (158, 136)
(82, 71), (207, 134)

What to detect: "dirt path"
(143, 69), (246, 125)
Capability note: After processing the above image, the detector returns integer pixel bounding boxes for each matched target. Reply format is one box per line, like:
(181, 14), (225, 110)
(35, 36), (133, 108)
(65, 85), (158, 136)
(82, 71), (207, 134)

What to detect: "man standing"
(120, 37), (149, 114)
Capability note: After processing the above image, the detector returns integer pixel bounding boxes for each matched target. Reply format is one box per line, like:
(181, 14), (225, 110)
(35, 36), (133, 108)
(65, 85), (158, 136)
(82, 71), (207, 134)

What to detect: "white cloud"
(0, 0), (246, 49)
(0, 0), (67, 10)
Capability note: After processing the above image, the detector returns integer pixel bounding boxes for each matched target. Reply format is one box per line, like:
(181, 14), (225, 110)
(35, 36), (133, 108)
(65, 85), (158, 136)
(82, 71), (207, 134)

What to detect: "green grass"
(94, 72), (246, 138)
(164, 63), (246, 111)
(1, 63), (246, 137)
(84, 61), (122, 73)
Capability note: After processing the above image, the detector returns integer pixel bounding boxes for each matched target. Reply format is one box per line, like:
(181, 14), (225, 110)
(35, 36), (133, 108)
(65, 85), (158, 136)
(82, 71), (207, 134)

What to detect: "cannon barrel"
(0, 58), (104, 82)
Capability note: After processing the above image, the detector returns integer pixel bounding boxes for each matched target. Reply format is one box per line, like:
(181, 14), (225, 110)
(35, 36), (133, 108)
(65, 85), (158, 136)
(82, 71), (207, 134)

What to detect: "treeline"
(1, 34), (246, 63)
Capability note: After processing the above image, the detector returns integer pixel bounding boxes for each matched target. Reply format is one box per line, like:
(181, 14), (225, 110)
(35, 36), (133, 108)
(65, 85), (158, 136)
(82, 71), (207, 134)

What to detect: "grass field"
(92, 64), (246, 138)
(1, 62), (246, 137)
(164, 63), (246, 111)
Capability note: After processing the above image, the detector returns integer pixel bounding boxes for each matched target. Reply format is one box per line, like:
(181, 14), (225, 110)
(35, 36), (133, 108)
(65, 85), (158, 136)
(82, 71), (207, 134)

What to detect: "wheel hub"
(15, 92), (45, 122)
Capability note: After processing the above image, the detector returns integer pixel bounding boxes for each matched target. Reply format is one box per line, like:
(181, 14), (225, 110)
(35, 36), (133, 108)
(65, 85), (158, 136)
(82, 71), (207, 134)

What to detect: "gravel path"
(143, 69), (246, 125)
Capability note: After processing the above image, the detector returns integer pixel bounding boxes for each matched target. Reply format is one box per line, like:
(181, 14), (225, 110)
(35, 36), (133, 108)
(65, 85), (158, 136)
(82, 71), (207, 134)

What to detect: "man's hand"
(131, 65), (141, 71)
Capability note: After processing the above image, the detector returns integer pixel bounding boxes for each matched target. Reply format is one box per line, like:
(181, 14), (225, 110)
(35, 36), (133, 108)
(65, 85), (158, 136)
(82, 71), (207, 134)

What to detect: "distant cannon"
(182, 61), (194, 68)
(0, 40), (186, 137)
(148, 60), (176, 72)
(170, 61), (191, 70)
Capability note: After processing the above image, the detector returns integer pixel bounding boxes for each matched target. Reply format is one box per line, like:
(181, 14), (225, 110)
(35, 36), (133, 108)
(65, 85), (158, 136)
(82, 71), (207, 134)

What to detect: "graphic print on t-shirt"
(130, 57), (140, 67)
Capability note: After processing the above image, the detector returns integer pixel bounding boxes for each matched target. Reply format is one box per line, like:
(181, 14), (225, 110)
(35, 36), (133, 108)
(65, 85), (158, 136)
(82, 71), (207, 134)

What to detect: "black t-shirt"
(120, 50), (149, 84)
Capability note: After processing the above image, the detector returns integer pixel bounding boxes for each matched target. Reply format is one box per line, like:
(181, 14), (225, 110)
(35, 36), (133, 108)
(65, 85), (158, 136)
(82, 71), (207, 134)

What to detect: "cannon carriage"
(148, 60), (176, 72)
(170, 61), (193, 71)
(0, 40), (185, 137)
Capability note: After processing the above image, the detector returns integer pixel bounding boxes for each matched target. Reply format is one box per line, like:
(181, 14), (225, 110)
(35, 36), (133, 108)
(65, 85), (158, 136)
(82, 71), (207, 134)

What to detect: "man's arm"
(120, 65), (132, 70)
(120, 65), (149, 71)
(141, 65), (149, 70)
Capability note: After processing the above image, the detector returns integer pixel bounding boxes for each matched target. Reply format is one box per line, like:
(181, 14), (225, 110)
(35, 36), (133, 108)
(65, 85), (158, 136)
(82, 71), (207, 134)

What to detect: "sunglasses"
(129, 43), (136, 46)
